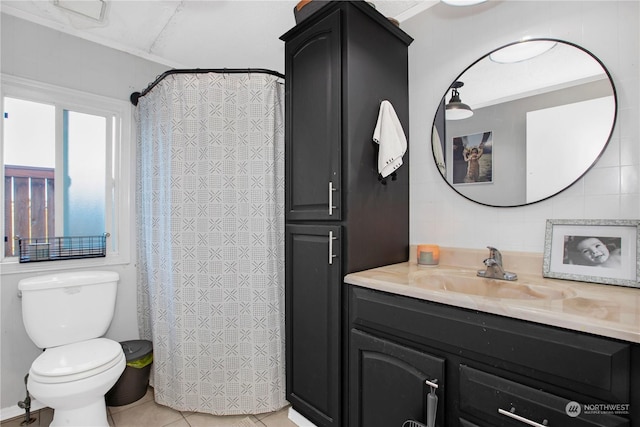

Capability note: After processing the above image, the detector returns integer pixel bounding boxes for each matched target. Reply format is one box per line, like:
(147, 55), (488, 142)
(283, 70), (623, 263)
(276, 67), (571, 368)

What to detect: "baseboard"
(288, 407), (318, 427)
(1, 400), (46, 422)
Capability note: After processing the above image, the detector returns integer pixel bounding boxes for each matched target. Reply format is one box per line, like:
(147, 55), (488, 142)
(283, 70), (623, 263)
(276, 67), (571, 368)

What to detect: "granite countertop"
(344, 248), (640, 344)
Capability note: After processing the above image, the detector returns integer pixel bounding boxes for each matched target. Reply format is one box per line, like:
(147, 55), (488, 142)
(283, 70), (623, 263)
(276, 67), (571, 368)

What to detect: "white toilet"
(19, 271), (126, 427)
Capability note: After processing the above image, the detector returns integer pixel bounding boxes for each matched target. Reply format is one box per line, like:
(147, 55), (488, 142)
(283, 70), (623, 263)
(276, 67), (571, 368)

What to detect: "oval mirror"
(431, 39), (617, 207)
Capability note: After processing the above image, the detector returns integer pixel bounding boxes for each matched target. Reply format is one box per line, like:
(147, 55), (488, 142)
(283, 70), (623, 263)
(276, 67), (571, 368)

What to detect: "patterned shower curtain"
(135, 73), (286, 415)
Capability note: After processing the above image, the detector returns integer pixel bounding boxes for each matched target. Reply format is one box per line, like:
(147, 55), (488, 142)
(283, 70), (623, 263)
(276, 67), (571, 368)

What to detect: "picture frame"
(451, 131), (493, 185)
(543, 219), (640, 288)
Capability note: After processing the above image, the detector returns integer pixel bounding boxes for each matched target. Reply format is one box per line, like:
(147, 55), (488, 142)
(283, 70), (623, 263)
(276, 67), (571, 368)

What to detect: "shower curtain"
(135, 72), (286, 415)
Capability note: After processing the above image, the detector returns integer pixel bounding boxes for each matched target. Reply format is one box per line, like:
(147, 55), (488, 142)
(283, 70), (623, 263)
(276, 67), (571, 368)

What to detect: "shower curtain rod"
(130, 68), (285, 106)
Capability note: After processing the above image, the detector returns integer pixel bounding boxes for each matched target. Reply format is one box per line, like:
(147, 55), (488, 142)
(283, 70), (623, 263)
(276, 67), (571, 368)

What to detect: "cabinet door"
(350, 329), (446, 427)
(285, 224), (342, 426)
(284, 10), (342, 221)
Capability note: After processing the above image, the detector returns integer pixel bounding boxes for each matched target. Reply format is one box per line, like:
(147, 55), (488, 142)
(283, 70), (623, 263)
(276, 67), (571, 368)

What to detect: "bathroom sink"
(411, 270), (573, 300)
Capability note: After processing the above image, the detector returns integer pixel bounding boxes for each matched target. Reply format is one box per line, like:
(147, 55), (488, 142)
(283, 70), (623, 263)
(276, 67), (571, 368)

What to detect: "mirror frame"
(431, 38), (618, 208)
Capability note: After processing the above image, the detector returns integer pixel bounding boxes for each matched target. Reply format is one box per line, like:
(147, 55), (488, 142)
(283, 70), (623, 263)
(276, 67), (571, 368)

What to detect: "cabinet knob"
(328, 181), (337, 215)
(328, 230), (338, 265)
(425, 379), (439, 390)
(498, 407), (549, 427)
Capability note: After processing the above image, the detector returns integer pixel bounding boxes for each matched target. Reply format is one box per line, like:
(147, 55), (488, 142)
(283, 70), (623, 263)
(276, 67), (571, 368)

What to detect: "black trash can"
(106, 340), (153, 407)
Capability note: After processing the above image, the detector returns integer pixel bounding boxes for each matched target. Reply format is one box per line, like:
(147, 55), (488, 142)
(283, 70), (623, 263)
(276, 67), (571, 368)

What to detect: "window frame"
(1, 75), (132, 274)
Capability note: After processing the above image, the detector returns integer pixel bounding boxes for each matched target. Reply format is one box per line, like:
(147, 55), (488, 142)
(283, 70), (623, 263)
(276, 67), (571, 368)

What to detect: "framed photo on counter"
(543, 219), (639, 288)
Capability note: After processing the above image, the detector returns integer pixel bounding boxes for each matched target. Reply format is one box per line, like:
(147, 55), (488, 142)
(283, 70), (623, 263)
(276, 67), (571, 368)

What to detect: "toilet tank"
(18, 271), (120, 349)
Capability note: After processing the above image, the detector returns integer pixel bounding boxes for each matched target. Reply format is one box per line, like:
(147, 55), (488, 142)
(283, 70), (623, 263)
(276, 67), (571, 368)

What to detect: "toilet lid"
(30, 338), (124, 383)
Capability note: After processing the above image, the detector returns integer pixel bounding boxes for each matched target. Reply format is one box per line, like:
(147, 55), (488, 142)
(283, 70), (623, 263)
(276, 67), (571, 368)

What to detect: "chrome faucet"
(477, 246), (517, 281)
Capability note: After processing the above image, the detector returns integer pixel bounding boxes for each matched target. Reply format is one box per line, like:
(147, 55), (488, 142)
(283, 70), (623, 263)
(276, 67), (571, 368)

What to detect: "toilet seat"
(30, 338), (124, 384)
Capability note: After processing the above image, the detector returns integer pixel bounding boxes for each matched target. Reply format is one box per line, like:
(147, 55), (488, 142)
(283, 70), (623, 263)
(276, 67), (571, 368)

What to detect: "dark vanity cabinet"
(281, 2), (412, 426)
(349, 285), (638, 427)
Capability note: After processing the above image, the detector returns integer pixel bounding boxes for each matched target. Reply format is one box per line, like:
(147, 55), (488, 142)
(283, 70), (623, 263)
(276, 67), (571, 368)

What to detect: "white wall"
(526, 96), (615, 203)
(404, 1), (639, 252)
(0, 14), (168, 415)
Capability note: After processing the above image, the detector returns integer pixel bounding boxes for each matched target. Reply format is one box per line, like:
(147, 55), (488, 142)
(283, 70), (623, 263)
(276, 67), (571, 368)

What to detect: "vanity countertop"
(344, 258), (640, 344)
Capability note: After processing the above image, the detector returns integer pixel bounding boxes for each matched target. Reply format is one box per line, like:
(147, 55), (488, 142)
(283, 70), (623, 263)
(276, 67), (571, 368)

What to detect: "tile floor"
(1, 388), (299, 427)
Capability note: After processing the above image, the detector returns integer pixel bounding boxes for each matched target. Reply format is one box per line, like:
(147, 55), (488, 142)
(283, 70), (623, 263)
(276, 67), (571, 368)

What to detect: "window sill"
(0, 253), (130, 276)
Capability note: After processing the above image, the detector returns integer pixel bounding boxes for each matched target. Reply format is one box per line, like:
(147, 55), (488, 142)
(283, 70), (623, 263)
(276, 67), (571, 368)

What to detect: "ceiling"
(2, 1), (603, 106)
(0, 0), (435, 71)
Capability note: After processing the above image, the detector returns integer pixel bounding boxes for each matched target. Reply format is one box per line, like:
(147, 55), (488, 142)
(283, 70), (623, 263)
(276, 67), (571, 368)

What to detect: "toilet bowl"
(27, 339), (126, 427)
(18, 271), (124, 427)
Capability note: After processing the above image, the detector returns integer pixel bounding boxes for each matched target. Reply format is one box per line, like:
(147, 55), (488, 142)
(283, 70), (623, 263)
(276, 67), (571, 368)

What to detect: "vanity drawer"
(349, 286), (631, 402)
(459, 365), (630, 427)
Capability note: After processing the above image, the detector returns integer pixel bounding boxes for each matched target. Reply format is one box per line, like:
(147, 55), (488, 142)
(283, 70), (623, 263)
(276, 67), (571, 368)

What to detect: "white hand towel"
(373, 100), (407, 178)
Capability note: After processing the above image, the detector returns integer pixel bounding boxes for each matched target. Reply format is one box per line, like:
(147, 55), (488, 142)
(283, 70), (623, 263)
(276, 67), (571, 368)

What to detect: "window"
(1, 75), (131, 269)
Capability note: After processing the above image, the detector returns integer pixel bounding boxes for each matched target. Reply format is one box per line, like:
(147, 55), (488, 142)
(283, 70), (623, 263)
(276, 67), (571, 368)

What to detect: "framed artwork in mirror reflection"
(543, 219), (639, 288)
(452, 131), (493, 185)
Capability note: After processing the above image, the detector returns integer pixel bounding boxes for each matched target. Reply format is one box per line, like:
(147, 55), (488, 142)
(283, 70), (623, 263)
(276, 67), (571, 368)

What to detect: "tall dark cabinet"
(281, 2), (413, 426)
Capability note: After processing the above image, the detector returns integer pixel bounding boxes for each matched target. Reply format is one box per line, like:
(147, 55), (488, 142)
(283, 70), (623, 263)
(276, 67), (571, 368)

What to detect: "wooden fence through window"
(4, 165), (55, 257)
